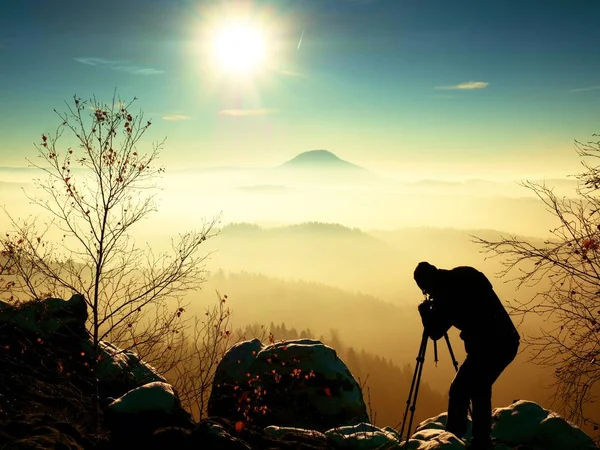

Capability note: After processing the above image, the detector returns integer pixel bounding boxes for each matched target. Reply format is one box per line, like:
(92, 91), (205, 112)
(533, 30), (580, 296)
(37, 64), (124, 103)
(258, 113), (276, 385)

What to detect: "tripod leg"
(399, 330), (428, 447)
(444, 333), (459, 372)
(405, 342), (427, 447)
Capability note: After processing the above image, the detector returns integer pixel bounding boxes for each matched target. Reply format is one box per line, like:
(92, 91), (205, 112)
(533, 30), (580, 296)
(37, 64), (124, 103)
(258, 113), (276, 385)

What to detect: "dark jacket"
(419, 266), (520, 354)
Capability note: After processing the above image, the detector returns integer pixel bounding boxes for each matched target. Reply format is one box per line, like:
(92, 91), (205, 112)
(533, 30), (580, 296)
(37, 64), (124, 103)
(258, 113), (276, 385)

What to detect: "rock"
(209, 339), (368, 431)
(535, 413), (596, 450)
(92, 340), (167, 399)
(5, 426), (84, 449)
(405, 400), (598, 450)
(107, 382), (177, 415)
(192, 421), (252, 450)
(491, 400), (548, 445)
(265, 425), (328, 441)
(0, 414), (95, 450)
(105, 382), (194, 448)
(325, 422), (401, 449)
(152, 427), (194, 450)
(0, 294), (88, 340)
(415, 412), (472, 441)
(207, 338), (264, 419)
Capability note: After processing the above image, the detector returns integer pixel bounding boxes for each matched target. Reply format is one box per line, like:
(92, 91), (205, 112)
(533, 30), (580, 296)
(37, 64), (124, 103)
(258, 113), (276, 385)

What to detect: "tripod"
(398, 330), (467, 448)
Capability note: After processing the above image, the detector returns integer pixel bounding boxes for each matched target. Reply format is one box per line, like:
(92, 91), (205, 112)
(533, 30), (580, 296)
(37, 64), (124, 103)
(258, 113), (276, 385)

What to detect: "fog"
(0, 160), (585, 429)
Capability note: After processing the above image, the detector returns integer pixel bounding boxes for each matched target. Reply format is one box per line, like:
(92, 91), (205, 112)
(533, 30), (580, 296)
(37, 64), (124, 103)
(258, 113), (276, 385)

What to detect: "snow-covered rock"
(398, 399), (597, 450)
(284, 400), (597, 449)
(208, 338), (265, 419)
(491, 400), (548, 444)
(107, 381), (176, 414)
(325, 422), (400, 449)
(0, 294), (88, 339)
(415, 412), (472, 441)
(209, 338), (369, 431)
(94, 340), (166, 387)
(104, 381), (194, 444)
(264, 426), (327, 440)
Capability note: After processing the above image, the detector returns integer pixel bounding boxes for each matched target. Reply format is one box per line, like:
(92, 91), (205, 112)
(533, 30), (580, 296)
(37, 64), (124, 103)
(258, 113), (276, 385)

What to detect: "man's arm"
(418, 299), (453, 341)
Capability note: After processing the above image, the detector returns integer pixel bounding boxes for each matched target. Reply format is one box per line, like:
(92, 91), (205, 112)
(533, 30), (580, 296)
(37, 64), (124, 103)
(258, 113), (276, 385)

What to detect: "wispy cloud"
(219, 109), (278, 117)
(569, 85), (600, 93)
(435, 81), (489, 90)
(163, 114), (190, 121)
(74, 57), (165, 75)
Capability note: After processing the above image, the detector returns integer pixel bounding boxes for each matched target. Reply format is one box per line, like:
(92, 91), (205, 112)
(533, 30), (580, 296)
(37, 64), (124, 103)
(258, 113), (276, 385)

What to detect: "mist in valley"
(0, 150), (578, 430)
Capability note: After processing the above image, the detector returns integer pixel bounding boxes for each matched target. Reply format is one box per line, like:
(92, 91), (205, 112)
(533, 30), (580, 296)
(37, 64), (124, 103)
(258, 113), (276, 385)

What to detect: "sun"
(211, 22), (267, 75)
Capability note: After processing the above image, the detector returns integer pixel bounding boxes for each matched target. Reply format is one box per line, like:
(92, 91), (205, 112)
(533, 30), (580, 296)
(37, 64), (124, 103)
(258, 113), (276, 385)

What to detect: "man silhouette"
(413, 262), (520, 450)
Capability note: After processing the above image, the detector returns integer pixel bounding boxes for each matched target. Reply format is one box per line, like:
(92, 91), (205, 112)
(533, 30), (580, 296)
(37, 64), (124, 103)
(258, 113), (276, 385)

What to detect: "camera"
(418, 297), (435, 315)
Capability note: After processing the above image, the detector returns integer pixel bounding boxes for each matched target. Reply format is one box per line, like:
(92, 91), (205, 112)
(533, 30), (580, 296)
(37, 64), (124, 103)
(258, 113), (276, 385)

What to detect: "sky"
(1, 0), (600, 179)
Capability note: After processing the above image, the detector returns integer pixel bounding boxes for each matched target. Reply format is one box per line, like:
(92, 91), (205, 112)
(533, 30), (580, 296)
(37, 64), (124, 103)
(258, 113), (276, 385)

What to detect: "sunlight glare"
(212, 22), (267, 75)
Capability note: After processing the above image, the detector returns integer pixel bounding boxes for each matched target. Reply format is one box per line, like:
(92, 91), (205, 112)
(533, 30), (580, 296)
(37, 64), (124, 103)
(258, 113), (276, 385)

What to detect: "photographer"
(413, 262), (520, 450)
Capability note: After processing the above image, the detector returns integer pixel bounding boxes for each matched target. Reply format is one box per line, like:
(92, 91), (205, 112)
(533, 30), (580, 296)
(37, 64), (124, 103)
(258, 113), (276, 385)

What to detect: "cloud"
(74, 57), (164, 75)
(569, 85), (600, 93)
(219, 109), (278, 117)
(435, 81), (489, 90)
(163, 114), (190, 121)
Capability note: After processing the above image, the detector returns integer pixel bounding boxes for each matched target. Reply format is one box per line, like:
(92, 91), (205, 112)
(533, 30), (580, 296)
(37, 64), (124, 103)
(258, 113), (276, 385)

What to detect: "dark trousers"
(445, 338), (519, 445)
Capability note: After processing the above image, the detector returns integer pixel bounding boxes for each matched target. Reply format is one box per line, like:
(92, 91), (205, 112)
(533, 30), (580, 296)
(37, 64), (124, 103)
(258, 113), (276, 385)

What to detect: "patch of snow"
(108, 381), (176, 414)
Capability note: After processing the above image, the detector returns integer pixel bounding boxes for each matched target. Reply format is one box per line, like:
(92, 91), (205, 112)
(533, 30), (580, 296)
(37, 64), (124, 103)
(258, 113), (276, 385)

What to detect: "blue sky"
(1, 0), (600, 177)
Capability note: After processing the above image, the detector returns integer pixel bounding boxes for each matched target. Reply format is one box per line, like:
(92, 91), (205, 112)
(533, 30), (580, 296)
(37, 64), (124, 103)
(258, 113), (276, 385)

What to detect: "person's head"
(413, 261), (438, 296)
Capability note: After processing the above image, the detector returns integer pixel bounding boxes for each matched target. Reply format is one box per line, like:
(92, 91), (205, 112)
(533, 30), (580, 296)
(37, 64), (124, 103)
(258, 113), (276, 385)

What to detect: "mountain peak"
(281, 150), (366, 172)
(288, 150), (343, 164)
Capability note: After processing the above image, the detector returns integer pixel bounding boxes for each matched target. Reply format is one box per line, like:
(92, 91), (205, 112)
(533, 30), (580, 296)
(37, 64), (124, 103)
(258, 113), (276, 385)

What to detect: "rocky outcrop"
(1, 296), (599, 450)
(93, 340), (167, 399)
(0, 294), (88, 339)
(208, 338), (369, 431)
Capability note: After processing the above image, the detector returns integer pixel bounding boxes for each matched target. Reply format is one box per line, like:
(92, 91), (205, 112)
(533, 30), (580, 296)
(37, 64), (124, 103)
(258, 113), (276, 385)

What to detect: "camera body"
(418, 297), (436, 316)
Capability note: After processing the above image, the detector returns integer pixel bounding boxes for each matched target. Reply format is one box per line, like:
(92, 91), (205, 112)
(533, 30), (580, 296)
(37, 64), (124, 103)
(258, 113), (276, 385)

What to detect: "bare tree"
(0, 92), (219, 389)
(157, 291), (236, 420)
(471, 135), (600, 432)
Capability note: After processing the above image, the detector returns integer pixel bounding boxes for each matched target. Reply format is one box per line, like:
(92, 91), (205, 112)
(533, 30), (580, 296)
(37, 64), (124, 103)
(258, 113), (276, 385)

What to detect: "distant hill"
(279, 150), (369, 172)
(274, 150), (375, 185)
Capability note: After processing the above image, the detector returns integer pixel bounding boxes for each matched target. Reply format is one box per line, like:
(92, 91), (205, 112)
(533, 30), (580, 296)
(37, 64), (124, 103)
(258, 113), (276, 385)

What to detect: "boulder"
(415, 412), (472, 441)
(208, 338), (369, 431)
(106, 381), (177, 415)
(491, 400), (548, 444)
(405, 399), (598, 450)
(207, 338), (265, 419)
(91, 340), (167, 399)
(105, 382), (194, 446)
(325, 422), (401, 449)
(0, 294), (88, 339)
(535, 413), (596, 450)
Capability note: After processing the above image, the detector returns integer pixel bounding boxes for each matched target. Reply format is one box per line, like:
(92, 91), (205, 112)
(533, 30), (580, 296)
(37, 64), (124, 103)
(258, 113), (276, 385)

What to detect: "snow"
(264, 400), (597, 450)
(93, 340), (167, 386)
(325, 422), (400, 449)
(264, 426), (327, 440)
(491, 400), (547, 444)
(107, 381), (176, 414)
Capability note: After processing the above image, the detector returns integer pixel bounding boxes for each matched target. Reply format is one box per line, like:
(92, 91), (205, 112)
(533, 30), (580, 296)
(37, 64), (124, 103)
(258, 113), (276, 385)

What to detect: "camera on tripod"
(397, 298), (465, 449)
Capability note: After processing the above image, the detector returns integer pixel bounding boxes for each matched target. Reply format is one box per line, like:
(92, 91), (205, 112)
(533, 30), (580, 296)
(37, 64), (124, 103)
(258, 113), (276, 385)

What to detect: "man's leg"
(469, 342), (519, 448)
(470, 375), (493, 448)
(445, 357), (475, 439)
